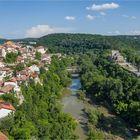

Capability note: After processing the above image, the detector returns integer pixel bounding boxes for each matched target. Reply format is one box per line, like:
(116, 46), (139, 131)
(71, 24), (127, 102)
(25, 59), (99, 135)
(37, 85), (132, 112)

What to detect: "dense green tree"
(14, 63), (24, 71)
(0, 57), (77, 139)
(79, 52), (140, 132)
(35, 51), (41, 60)
(4, 52), (18, 63)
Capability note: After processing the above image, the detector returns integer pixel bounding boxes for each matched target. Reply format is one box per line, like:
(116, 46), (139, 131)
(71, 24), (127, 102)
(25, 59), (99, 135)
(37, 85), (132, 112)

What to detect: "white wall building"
(36, 46), (46, 54)
(0, 71), (6, 81)
(0, 101), (15, 118)
(0, 62), (5, 68)
(1, 48), (6, 58)
(29, 65), (40, 73)
(0, 108), (13, 118)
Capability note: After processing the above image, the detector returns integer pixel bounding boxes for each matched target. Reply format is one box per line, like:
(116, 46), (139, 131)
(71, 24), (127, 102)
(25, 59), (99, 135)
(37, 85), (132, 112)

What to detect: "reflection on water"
(70, 78), (81, 95)
(62, 77), (87, 140)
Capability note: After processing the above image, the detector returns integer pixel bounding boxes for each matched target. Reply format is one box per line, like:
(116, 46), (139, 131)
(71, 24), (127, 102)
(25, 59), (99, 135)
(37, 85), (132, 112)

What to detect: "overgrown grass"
(61, 88), (72, 96)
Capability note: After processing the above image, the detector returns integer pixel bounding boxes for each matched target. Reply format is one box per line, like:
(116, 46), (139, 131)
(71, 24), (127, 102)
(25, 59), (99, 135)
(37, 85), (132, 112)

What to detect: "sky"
(0, 0), (139, 39)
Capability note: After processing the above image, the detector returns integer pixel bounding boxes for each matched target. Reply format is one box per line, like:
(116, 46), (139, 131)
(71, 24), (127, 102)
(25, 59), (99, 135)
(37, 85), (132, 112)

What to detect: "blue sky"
(0, 0), (139, 39)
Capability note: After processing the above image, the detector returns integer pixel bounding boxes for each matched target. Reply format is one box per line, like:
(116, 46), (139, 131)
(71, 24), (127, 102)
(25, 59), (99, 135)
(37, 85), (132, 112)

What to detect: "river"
(62, 77), (133, 140)
(62, 77), (87, 140)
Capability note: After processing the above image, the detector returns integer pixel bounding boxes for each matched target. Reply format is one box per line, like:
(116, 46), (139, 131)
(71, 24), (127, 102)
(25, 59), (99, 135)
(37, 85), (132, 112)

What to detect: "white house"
(41, 54), (51, 64)
(29, 41), (36, 45)
(0, 71), (6, 81)
(26, 45), (33, 49)
(0, 62), (5, 68)
(0, 100), (16, 118)
(1, 48), (6, 58)
(29, 65), (40, 73)
(36, 46), (46, 54)
(4, 81), (17, 87)
(0, 68), (13, 81)
(4, 79), (20, 93)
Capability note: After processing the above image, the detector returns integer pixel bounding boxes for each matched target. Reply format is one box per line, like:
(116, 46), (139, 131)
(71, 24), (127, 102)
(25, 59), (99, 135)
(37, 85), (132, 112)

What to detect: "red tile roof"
(0, 132), (8, 140)
(0, 100), (5, 103)
(0, 103), (16, 111)
(17, 70), (29, 76)
(9, 77), (17, 82)
(16, 75), (28, 81)
(0, 85), (15, 93)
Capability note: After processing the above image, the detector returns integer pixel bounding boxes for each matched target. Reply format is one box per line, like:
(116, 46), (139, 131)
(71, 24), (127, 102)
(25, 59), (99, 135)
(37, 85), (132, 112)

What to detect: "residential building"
(0, 131), (8, 140)
(0, 100), (16, 118)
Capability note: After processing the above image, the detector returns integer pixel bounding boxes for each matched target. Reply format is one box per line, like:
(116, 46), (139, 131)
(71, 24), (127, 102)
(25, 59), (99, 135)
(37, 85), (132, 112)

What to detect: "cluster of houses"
(0, 41), (62, 120)
(111, 50), (126, 63)
(111, 50), (140, 76)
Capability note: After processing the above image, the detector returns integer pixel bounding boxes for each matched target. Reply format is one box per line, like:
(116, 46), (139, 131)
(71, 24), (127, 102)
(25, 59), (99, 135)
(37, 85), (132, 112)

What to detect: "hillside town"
(111, 50), (140, 76)
(0, 47), (139, 118)
(0, 41), (139, 140)
(0, 41), (62, 120)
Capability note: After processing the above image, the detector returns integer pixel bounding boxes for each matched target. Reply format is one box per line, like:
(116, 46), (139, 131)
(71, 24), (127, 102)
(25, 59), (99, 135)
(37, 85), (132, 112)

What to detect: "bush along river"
(62, 75), (133, 140)
(62, 75), (88, 140)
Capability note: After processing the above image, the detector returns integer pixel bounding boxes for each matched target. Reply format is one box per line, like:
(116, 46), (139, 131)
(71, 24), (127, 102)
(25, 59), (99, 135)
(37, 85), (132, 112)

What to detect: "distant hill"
(1, 33), (140, 52)
(36, 33), (140, 53)
(12, 38), (38, 45)
(13, 37), (38, 42)
(0, 39), (7, 44)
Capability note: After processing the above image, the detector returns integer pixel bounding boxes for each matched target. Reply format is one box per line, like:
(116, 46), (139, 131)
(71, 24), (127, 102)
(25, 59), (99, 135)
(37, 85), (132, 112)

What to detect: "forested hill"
(1, 33), (140, 52)
(37, 33), (140, 53)
(13, 38), (38, 43)
(0, 38), (38, 44)
(0, 33), (140, 53)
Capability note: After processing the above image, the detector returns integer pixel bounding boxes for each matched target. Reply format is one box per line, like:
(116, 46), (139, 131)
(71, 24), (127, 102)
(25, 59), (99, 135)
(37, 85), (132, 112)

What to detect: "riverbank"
(62, 76), (134, 140)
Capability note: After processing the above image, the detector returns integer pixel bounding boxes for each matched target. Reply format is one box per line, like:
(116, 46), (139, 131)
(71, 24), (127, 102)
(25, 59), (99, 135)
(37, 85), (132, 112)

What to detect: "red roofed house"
(4, 77), (20, 93)
(0, 100), (16, 118)
(0, 85), (15, 95)
(0, 131), (8, 140)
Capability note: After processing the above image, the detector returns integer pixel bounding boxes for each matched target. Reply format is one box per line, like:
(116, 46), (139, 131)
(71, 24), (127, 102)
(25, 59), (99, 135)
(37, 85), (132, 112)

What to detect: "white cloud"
(122, 14), (129, 18)
(86, 14), (96, 20)
(86, 2), (119, 11)
(122, 14), (136, 20)
(115, 30), (121, 35)
(25, 24), (74, 38)
(100, 12), (106, 16)
(107, 32), (112, 34)
(65, 16), (76, 21)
